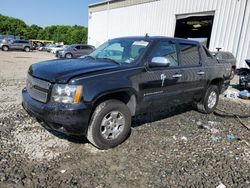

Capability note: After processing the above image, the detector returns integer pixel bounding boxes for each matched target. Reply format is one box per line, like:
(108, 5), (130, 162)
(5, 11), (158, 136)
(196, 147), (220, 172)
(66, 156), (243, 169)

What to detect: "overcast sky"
(0, 0), (103, 27)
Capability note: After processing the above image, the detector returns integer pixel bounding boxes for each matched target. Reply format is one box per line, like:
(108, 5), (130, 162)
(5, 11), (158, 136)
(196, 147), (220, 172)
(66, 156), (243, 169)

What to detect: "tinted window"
(20, 41), (28, 44)
(150, 41), (178, 67)
(75, 46), (81, 50)
(179, 43), (200, 66)
(80, 46), (91, 50)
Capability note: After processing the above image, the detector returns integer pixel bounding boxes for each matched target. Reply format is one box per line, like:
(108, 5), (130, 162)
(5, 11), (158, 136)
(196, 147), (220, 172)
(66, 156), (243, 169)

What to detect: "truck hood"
(28, 59), (119, 83)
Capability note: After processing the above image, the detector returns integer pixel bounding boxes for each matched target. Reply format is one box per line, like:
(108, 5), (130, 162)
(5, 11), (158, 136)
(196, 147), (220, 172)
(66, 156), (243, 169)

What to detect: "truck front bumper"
(22, 88), (92, 135)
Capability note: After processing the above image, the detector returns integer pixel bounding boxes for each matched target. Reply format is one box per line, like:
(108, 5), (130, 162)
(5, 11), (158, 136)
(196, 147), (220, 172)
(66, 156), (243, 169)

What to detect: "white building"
(88, 0), (250, 68)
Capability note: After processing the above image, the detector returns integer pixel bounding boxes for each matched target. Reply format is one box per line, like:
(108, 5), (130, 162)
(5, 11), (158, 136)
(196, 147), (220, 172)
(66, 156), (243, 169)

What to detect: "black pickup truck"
(22, 36), (233, 149)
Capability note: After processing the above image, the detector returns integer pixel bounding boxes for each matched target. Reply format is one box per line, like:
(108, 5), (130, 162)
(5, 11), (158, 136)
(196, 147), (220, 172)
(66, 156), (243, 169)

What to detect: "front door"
(138, 40), (184, 112)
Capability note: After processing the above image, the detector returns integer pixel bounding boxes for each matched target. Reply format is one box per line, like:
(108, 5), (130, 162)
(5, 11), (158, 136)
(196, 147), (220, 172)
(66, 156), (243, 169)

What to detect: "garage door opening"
(174, 14), (214, 47)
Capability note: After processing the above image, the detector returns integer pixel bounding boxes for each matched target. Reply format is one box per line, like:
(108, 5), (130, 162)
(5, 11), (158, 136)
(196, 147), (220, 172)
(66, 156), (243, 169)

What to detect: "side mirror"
(150, 57), (170, 67)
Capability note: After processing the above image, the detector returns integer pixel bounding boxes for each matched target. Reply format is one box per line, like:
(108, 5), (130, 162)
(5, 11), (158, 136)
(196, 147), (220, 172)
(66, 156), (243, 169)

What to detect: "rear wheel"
(65, 53), (73, 59)
(196, 85), (219, 114)
(24, 46), (30, 52)
(2, 45), (9, 51)
(87, 99), (131, 149)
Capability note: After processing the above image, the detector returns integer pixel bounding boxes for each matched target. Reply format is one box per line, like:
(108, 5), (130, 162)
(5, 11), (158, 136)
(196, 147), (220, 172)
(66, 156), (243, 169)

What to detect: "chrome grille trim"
(26, 74), (51, 103)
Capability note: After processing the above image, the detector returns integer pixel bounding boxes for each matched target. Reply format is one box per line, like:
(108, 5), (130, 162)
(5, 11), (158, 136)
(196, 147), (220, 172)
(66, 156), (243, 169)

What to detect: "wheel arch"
(208, 78), (224, 94)
(91, 89), (137, 117)
(24, 46), (31, 51)
(2, 45), (9, 50)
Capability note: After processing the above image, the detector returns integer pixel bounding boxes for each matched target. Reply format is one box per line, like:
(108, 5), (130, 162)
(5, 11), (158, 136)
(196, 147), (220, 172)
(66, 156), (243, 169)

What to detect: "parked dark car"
(0, 39), (32, 52)
(56, 44), (95, 59)
(22, 36), (233, 149)
(238, 60), (250, 90)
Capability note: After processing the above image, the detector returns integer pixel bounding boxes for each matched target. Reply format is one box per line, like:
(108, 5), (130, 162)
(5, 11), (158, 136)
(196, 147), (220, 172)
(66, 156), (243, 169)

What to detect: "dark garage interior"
(174, 15), (214, 47)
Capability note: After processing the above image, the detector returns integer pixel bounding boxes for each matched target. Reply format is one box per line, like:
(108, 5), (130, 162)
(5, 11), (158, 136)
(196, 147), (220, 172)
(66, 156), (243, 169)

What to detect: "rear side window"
(80, 46), (92, 50)
(179, 43), (200, 66)
(75, 46), (81, 50)
(150, 41), (178, 67)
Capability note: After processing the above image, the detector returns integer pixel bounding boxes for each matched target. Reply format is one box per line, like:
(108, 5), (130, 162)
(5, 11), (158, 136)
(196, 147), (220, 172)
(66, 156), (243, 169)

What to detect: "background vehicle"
(45, 44), (62, 53)
(50, 45), (65, 54)
(57, 44), (95, 59)
(38, 44), (51, 51)
(1, 39), (32, 52)
(22, 36), (233, 149)
(238, 60), (250, 90)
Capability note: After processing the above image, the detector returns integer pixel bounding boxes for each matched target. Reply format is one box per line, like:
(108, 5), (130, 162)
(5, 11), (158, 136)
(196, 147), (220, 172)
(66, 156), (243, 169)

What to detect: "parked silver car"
(57, 44), (95, 59)
(0, 39), (32, 52)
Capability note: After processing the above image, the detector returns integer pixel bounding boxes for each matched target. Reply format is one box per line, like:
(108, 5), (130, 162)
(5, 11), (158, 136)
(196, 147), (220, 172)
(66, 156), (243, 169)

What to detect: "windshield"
(89, 39), (150, 64)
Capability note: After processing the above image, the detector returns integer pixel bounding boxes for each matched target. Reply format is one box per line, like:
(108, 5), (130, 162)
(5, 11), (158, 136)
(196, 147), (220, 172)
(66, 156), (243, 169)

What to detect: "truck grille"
(26, 74), (51, 103)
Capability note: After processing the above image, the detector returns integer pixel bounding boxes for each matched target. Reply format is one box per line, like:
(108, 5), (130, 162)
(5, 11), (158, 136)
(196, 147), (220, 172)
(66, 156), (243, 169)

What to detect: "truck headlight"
(51, 84), (82, 104)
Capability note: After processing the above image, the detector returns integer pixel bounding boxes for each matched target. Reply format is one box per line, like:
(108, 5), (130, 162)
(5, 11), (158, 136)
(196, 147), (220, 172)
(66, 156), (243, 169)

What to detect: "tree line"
(0, 14), (88, 44)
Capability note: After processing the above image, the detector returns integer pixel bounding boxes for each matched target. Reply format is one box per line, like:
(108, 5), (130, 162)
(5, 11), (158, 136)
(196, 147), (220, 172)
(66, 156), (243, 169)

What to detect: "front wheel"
(87, 100), (131, 149)
(65, 53), (73, 59)
(2, 45), (9, 51)
(196, 85), (219, 114)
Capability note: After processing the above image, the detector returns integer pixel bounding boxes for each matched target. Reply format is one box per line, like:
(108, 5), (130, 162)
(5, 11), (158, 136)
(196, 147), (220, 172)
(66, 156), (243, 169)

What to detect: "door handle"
(197, 71), (205, 75)
(172, 74), (182, 78)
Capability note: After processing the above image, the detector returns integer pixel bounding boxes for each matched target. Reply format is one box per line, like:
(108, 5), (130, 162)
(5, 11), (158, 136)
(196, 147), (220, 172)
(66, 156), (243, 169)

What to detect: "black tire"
(2, 45), (9, 51)
(65, 53), (73, 59)
(196, 85), (219, 114)
(87, 99), (131, 149)
(24, 46), (30, 52)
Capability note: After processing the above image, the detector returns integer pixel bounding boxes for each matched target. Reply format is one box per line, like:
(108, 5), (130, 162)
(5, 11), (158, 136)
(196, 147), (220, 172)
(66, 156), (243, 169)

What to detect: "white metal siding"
(88, 0), (250, 68)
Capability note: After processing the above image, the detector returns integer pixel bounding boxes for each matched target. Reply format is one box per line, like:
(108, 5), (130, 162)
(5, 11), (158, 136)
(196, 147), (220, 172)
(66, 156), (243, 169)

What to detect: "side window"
(86, 46), (94, 50)
(179, 43), (200, 66)
(80, 46), (90, 50)
(150, 41), (178, 67)
(75, 46), (81, 50)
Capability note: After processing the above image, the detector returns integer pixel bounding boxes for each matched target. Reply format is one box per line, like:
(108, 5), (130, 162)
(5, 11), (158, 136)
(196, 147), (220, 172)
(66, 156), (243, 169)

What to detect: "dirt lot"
(0, 51), (250, 188)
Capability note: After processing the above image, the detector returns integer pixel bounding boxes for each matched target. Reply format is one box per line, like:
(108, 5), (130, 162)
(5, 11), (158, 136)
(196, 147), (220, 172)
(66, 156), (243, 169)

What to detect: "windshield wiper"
(97, 57), (121, 65)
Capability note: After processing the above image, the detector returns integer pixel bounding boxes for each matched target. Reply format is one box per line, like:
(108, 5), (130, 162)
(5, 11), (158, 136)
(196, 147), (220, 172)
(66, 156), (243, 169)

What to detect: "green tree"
(0, 14), (88, 44)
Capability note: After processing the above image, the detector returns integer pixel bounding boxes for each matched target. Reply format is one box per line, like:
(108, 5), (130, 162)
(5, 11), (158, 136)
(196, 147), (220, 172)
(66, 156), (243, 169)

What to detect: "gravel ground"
(0, 51), (250, 188)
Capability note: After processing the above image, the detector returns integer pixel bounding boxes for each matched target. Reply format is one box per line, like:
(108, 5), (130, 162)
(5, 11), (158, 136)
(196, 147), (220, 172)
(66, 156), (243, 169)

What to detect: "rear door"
(139, 40), (184, 111)
(177, 42), (206, 102)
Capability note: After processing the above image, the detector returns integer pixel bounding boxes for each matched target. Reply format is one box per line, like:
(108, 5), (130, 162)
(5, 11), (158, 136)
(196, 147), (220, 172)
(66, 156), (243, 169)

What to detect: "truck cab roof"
(112, 36), (200, 45)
